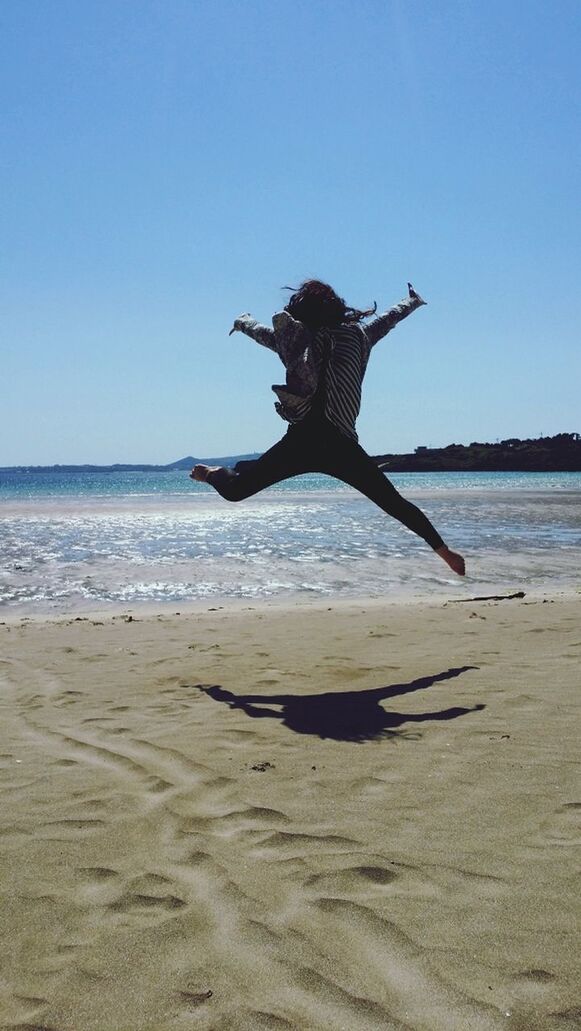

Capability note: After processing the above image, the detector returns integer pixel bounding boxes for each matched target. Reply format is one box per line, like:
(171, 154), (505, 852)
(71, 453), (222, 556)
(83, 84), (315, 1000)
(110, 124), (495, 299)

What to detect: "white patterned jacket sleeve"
(363, 294), (425, 349)
(230, 311), (314, 373)
(230, 314), (277, 352)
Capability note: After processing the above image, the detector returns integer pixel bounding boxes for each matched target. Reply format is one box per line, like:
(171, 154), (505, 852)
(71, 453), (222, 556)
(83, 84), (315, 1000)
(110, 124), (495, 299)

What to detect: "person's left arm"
(363, 283), (427, 348)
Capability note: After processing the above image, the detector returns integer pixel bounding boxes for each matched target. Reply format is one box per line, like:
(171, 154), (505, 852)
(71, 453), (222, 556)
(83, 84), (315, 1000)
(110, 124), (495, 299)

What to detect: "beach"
(1, 592), (579, 1030)
(4, 0), (581, 1024)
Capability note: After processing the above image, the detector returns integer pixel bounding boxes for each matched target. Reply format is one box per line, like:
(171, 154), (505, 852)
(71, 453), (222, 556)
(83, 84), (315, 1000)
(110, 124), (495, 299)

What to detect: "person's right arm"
(364, 283), (427, 348)
(229, 314), (277, 352)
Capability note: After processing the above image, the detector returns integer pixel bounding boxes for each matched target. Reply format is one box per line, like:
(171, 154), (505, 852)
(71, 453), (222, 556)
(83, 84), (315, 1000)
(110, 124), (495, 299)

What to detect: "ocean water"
(1, 469), (580, 614)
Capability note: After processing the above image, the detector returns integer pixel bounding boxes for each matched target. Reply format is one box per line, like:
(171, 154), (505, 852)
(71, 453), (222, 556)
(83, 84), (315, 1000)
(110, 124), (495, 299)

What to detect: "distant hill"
(375, 433), (581, 473)
(0, 454), (261, 474)
(2, 433), (580, 473)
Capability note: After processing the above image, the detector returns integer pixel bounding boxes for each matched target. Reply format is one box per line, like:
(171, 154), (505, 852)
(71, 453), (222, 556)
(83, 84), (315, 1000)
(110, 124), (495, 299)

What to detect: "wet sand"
(0, 594), (579, 1030)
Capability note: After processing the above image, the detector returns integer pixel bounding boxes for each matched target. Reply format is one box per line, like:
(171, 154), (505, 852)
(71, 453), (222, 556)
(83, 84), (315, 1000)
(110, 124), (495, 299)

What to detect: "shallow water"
(3, 468), (581, 499)
(1, 470), (580, 614)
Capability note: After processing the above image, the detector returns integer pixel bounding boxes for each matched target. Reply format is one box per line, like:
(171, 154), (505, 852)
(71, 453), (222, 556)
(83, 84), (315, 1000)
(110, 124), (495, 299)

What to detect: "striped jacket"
(232, 293), (424, 441)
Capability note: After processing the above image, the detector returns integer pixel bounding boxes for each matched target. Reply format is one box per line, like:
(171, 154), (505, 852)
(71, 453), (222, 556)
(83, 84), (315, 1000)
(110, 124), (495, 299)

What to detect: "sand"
(0, 593), (579, 1031)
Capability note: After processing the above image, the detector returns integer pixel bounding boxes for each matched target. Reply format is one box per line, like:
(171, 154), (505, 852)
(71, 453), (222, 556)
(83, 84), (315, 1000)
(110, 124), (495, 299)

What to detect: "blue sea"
(1, 469), (580, 614)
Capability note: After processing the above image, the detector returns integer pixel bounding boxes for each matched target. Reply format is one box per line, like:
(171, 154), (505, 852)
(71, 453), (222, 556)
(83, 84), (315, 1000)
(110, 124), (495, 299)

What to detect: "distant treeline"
(375, 433), (581, 472)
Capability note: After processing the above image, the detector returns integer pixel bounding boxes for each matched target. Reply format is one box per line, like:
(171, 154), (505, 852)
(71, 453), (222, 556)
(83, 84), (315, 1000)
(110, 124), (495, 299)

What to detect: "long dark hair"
(283, 279), (377, 330)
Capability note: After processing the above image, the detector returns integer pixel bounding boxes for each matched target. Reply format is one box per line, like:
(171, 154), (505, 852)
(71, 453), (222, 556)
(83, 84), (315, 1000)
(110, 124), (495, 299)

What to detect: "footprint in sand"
(499, 968), (572, 1025)
(254, 831), (359, 859)
(101, 872), (188, 923)
(108, 892), (187, 915)
(304, 860), (442, 901)
(7, 993), (53, 1031)
(75, 866), (121, 905)
(536, 802), (581, 846)
(129, 872), (173, 891)
(40, 818), (105, 839)
(78, 866), (118, 882)
(177, 805), (289, 841)
(351, 775), (391, 796)
(550, 1005), (581, 1024)
(305, 864), (399, 894)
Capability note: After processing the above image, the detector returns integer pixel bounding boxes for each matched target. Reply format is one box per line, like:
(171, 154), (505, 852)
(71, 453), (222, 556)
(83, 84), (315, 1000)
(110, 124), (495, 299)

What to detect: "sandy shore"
(0, 594), (579, 1030)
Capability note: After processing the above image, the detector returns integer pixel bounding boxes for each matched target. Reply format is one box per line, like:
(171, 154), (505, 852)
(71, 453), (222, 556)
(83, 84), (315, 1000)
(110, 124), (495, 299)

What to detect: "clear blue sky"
(2, 0), (579, 464)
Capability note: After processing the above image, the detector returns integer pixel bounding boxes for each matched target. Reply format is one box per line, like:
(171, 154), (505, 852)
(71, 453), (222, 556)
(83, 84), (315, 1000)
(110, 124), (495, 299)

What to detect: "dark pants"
(207, 415), (445, 551)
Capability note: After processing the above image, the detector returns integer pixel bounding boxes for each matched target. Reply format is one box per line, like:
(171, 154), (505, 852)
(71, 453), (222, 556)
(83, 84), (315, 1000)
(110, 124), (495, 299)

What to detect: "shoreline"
(2, 581), (579, 627)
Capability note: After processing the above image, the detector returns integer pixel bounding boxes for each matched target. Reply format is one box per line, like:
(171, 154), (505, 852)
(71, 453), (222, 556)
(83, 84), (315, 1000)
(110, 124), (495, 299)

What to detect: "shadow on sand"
(193, 666), (483, 743)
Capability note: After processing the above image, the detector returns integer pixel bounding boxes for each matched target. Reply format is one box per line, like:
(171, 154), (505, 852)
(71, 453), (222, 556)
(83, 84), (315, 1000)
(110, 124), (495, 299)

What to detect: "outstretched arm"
(229, 313), (277, 352)
(364, 283), (427, 348)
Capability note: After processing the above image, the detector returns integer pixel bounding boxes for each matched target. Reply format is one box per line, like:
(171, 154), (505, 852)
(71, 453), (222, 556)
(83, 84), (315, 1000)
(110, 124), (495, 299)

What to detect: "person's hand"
(407, 282), (427, 305)
(228, 313), (251, 336)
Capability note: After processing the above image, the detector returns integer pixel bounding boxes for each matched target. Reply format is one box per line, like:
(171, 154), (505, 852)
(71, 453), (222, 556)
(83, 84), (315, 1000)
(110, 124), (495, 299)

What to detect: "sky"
(1, 0), (580, 465)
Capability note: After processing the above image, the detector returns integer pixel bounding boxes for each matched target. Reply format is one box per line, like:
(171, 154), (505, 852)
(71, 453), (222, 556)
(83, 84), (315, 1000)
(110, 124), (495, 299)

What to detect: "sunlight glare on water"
(1, 471), (580, 613)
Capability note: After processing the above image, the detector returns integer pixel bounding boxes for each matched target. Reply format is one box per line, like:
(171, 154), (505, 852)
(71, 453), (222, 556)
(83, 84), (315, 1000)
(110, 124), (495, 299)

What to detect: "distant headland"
(1, 433), (580, 474)
(0, 454), (261, 474)
(375, 432), (581, 473)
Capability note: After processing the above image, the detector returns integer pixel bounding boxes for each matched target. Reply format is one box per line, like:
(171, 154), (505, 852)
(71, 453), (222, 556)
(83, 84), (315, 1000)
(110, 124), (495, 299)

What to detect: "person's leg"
(190, 425), (313, 502)
(321, 432), (465, 575)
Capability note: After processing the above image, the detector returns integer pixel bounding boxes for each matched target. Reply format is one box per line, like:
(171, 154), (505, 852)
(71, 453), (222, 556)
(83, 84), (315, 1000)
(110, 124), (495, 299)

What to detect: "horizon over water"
(1, 469), (580, 615)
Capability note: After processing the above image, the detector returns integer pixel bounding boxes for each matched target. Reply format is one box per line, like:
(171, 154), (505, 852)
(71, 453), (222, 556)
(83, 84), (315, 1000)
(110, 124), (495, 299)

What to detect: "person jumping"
(190, 280), (465, 577)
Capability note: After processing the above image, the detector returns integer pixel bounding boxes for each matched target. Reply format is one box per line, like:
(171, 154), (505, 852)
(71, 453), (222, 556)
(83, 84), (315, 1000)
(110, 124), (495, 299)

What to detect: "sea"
(1, 469), (580, 616)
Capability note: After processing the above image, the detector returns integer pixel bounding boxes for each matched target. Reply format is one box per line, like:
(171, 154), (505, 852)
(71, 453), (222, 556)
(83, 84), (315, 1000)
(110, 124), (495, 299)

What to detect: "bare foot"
(189, 464), (221, 482)
(436, 545), (466, 576)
